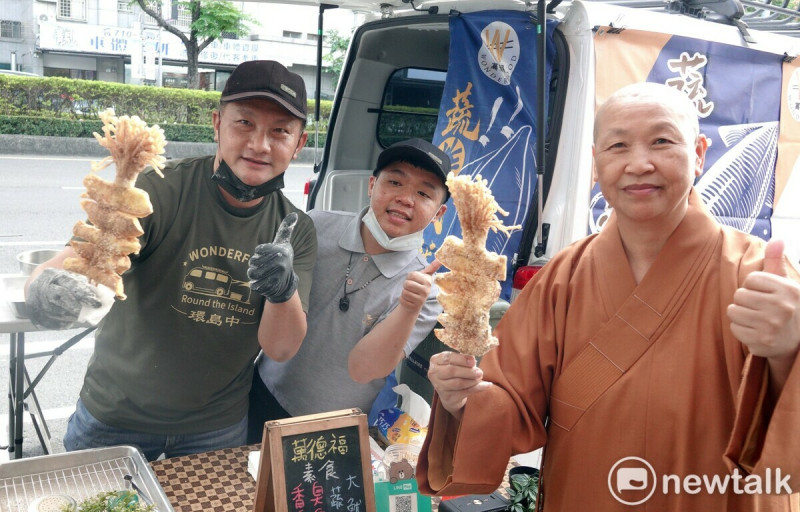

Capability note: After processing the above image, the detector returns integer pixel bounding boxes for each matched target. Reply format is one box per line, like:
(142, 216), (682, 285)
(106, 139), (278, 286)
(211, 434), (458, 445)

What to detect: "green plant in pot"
(507, 466), (539, 512)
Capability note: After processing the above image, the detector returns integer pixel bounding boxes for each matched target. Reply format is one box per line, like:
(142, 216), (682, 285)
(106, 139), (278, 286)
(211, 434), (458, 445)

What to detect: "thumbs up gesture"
(398, 259), (442, 313)
(728, 240), (800, 359)
(248, 212), (299, 303)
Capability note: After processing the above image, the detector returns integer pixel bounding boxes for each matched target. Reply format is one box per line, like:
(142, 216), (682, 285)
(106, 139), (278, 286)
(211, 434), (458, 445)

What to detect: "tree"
(324, 29), (351, 90)
(133, 0), (258, 89)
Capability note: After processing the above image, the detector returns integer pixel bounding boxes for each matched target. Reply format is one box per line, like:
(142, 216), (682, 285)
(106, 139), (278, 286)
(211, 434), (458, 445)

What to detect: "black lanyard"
(339, 252), (381, 312)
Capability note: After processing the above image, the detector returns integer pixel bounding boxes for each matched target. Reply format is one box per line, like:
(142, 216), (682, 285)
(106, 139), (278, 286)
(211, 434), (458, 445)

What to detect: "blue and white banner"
(424, 11), (557, 300)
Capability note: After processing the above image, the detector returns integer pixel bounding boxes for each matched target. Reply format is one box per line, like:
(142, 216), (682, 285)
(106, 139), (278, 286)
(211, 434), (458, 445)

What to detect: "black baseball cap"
(221, 60), (307, 121)
(375, 138), (451, 200)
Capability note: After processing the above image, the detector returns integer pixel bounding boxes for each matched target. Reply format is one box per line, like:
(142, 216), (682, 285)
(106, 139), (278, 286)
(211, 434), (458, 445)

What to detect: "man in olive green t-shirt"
(25, 60), (317, 460)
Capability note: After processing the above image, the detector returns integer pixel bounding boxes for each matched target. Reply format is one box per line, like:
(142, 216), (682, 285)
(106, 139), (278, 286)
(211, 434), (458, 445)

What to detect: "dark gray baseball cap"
(375, 138), (451, 200)
(221, 60), (307, 121)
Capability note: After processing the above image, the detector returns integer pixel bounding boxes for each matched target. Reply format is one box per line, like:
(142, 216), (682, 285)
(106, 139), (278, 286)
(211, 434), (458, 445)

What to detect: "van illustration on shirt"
(182, 266), (252, 303)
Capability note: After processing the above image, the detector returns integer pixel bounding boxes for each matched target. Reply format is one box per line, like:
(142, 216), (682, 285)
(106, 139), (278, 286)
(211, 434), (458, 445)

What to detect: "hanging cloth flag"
(424, 10), (557, 301)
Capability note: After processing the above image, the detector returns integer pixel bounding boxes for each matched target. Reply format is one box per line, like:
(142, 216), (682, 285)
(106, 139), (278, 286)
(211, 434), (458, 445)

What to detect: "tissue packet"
(374, 407), (426, 446)
(371, 383), (431, 447)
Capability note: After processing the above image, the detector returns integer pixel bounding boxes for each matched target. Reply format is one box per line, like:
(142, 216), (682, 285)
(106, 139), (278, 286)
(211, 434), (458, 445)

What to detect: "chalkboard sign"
(253, 408), (376, 512)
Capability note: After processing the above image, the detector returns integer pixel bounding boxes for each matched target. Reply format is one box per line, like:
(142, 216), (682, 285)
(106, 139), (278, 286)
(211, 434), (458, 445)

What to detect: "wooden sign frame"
(252, 408), (376, 512)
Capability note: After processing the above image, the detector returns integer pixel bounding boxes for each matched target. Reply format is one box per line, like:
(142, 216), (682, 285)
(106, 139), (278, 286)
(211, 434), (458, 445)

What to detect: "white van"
(268, 0), (800, 398)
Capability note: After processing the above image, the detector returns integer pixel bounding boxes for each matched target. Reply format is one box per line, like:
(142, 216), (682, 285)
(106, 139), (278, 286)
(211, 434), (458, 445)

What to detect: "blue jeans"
(64, 398), (248, 461)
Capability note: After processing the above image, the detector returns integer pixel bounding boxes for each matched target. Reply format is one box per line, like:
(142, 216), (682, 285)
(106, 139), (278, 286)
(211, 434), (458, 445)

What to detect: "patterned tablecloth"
(150, 444), (260, 511)
(150, 445), (516, 511)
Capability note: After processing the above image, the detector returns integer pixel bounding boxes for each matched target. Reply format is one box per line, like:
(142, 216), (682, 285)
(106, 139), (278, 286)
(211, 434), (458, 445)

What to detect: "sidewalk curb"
(0, 134), (320, 163)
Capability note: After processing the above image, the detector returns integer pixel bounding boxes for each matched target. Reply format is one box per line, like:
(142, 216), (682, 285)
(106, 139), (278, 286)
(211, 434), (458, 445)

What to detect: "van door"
(310, 10), (566, 302)
(308, 14), (453, 213)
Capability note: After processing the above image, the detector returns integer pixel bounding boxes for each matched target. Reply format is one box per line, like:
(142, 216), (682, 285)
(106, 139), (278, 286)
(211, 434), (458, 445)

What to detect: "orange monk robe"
(418, 190), (800, 511)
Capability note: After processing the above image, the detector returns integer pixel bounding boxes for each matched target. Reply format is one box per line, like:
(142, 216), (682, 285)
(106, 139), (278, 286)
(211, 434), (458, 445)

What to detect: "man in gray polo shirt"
(248, 138), (449, 441)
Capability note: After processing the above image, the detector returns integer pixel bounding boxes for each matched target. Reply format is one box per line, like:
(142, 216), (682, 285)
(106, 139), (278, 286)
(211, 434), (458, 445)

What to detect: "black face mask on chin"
(211, 159), (285, 203)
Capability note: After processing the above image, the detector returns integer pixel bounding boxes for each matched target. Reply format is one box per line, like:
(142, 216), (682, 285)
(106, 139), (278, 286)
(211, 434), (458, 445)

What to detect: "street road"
(0, 154), (315, 460)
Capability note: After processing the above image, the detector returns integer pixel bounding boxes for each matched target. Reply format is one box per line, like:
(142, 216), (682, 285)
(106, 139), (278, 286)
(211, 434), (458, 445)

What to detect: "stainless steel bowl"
(16, 249), (60, 276)
(9, 300), (28, 319)
(2, 274), (28, 318)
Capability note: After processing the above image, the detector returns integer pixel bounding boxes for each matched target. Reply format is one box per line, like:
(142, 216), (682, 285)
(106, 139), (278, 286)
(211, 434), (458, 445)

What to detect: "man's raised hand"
(248, 212), (299, 303)
(399, 260), (442, 313)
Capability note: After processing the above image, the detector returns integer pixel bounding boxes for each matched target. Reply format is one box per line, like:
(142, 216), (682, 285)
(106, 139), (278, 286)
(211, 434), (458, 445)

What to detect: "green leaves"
(61, 490), (155, 512)
(0, 75), (219, 124)
(0, 75), (334, 127)
(324, 29), (351, 89)
(188, 0), (259, 39)
(506, 471), (539, 512)
(133, 0), (258, 88)
(0, 75), (332, 145)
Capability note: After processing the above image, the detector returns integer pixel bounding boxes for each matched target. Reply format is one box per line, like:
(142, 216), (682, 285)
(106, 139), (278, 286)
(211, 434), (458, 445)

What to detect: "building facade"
(0, 0), (359, 98)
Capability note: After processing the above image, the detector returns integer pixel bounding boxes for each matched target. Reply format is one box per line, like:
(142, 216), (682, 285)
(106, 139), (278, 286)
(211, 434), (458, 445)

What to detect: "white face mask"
(362, 208), (426, 252)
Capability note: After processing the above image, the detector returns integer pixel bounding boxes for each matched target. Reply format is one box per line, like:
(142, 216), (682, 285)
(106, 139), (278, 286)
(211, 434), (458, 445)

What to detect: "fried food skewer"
(63, 109), (166, 299)
(434, 172), (520, 356)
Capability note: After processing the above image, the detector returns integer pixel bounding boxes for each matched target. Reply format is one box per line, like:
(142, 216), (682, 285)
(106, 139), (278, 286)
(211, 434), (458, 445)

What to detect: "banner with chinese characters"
(38, 22), (263, 66)
(774, 58), (800, 266)
(424, 11), (557, 300)
(591, 28), (787, 242)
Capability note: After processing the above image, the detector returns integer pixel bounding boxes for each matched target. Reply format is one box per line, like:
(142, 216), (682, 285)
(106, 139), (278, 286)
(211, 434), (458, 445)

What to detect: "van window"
(377, 67), (446, 147)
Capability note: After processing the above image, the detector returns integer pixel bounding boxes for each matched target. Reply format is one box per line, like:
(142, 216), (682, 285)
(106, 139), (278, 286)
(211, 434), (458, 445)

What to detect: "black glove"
(248, 213), (299, 304)
(26, 268), (102, 330)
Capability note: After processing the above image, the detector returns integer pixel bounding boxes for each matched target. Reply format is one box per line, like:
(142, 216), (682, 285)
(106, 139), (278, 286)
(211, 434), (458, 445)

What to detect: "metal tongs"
(124, 473), (155, 507)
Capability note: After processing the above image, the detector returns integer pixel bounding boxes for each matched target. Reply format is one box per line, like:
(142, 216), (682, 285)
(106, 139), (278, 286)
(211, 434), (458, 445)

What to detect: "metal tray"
(0, 445), (174, 511)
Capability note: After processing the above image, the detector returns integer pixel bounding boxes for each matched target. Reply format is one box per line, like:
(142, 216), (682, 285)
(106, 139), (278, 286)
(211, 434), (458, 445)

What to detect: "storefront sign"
(38, 21), (262, 66)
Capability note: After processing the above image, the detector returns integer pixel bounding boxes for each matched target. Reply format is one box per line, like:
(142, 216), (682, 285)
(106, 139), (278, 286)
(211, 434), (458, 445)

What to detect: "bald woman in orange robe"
(417, 83), (800, 511)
